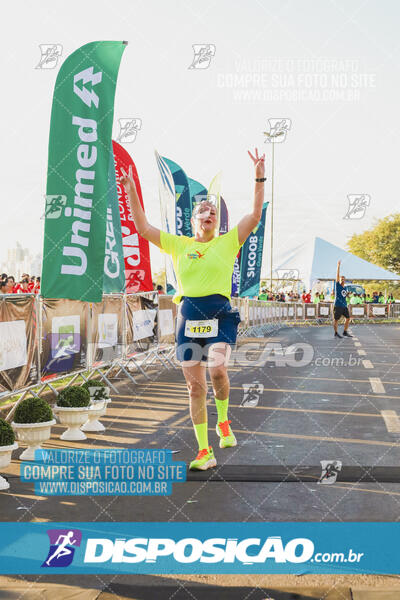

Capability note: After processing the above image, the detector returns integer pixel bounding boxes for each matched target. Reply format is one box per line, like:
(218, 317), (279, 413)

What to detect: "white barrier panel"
(319, 306), (330, 316)
(0, 320), (27, 371)
(132, 309), (157, 341)
(351, 306), (365, 317)
(159, 309), (174, 337)
(240, 306), (246, 322)
(305, 305), (316, 318)
(370, 305), (388, 317)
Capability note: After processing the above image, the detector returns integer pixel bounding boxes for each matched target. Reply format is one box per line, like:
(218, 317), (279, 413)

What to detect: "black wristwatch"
(255, 177), (267, 182)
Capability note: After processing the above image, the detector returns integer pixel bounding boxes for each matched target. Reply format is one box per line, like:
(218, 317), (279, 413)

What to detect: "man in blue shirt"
(333, 260), (352, 338)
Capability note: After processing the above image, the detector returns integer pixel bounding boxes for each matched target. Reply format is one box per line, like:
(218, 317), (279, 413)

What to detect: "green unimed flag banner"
(42, 41), (127, 302)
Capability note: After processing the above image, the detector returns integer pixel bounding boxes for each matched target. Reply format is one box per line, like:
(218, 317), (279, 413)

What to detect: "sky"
(2, 0), (400, 279)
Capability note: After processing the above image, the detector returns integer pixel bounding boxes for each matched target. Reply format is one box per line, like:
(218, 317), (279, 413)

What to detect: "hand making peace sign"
(247, 147), (265, 179)
(120, 165), (138, 195)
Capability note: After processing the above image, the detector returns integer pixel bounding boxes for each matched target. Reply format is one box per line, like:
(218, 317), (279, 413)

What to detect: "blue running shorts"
(175, 294), (241, 363)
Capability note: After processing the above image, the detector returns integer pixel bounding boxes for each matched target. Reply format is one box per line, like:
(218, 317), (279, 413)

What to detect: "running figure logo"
(264, 118), (291, 143)
(42, 529), (82, 567)
(343, 194), (371, 220)
(318, 460), (342, 485)
(35, 44), (63, 69)
(43, 195), (67, 220)
(241, 382), (264, 407)
(188, 44), (216, 69)
(116, 118), (142, 143)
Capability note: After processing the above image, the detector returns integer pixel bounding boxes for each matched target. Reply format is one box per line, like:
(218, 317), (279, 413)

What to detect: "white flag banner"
(0, 320), (27, 371)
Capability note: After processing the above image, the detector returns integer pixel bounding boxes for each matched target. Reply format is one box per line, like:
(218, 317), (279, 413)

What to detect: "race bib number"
(184, 319), (218, 338)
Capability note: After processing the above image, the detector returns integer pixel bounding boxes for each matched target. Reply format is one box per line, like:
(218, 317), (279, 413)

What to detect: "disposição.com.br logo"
(42, 529), (82, 568)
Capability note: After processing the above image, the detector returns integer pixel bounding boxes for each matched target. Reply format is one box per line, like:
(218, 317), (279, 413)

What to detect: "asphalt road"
(1, 323), (400, 597)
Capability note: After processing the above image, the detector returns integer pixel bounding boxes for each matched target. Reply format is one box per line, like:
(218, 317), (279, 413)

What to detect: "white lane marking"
(354, 342), (361, 347)
(352, 337), (358, 341)
(362, 360), (374, 369)
(370, 377), (386, 394)
(381, 410), (400, 433)
(357, 349), (367, 356)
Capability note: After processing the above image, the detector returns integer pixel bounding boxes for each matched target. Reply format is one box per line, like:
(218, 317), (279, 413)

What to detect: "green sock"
(215, 397), (229, 423)
(193, 423), (209, 450)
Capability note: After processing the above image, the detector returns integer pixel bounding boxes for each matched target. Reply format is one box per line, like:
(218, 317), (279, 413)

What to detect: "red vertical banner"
(112, 141), (153, 292)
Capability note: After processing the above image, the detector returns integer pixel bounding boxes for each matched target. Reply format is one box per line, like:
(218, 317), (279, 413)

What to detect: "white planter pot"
(54, 406), (90, 441)
(0, 442), (18, 490)
(81, 399), (111, 432)
(11, 421), (56, 461)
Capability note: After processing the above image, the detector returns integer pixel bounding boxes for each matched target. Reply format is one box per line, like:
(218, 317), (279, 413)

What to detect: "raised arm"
(120, 166), (162, 249)
(336, 260), (341, 282)
(237, 148), (265, 245)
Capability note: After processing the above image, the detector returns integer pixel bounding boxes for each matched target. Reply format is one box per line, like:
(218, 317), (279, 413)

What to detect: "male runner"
(333, 260), (352, 338)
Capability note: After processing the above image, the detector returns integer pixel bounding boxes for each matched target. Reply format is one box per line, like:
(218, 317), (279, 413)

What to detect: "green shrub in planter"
(81, 379), (107, 391)
(0, 419), (15, 445)
(57, 386), (90, 408)
(14, 398), (53, 424)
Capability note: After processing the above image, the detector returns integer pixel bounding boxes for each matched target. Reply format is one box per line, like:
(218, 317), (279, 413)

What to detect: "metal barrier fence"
(1, 294), (398, 415)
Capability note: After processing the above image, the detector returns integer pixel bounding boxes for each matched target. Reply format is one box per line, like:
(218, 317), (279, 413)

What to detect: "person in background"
(388, 294), (395, 304)
(33, 277), (41, 294)
(0, 281), (7, 294)
(349, 293), (358, 305)
(156, 284), (165, 295)
(18, 278), (30, 293)
(28, 276), (35, 292)
(5, 278), (14, 294)
(313, 291), (320, 303)
(333, 260), (351, 338)
(372, 291), (379, 303)
(366, 292), (372, 303)
(378, 292), (385, 304)
(258, 288), (268, 301)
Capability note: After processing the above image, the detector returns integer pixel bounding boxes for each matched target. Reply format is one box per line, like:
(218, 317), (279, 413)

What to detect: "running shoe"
(216, 420), (237, 448)
(343, 331), (353, 337)
(334, 332), (342, 338)
(189, 446), (217, 471)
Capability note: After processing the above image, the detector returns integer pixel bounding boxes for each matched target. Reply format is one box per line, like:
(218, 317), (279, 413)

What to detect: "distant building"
(1, 243), (42, 279)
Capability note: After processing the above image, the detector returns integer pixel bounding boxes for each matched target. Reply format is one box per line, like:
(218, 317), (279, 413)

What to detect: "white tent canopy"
(275, 237), (400, 289)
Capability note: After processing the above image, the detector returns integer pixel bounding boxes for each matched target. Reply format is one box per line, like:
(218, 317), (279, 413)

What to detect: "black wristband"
(255, 177), (266, 182)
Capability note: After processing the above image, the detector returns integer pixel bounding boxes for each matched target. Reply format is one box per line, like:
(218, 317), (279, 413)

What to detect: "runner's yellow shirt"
(160, 227), (242, 304)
